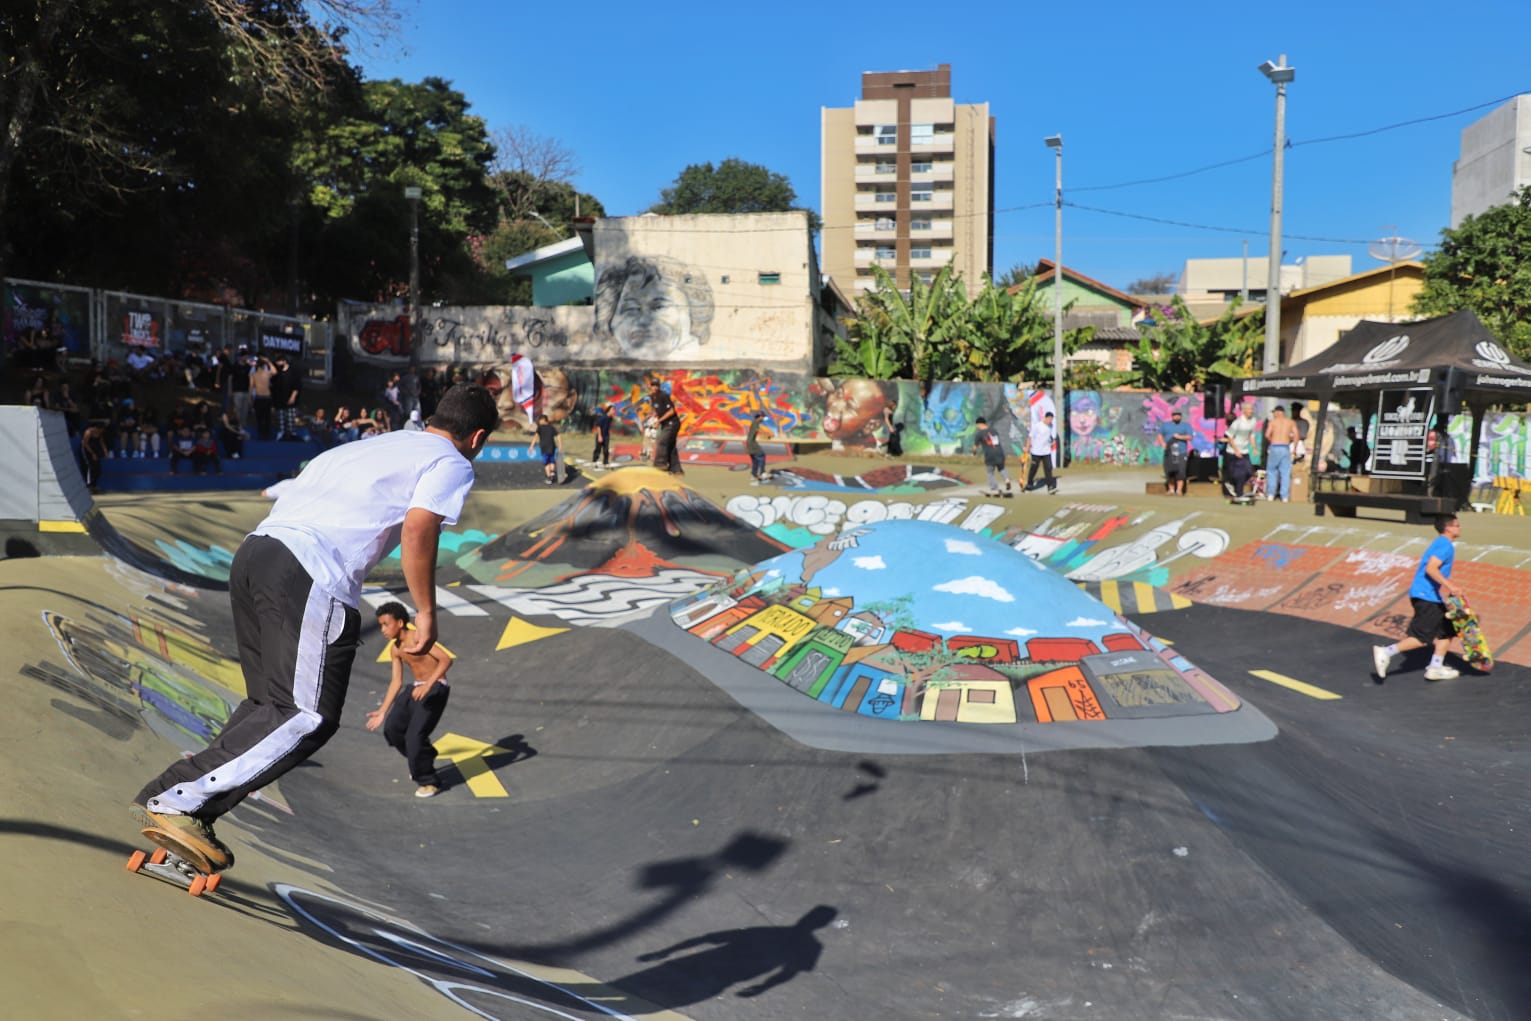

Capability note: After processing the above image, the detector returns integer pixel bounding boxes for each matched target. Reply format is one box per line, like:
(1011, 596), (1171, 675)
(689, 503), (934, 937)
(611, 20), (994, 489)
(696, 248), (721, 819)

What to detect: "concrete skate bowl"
(4, 452), (1529, 1020)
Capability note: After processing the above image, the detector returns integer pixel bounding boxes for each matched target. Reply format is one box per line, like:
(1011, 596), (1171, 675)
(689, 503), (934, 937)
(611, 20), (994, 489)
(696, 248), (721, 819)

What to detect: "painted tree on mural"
(1413, 185), (1531, 359)
(831, 266), (1087, 384)
(1115, 295), (1263, 391)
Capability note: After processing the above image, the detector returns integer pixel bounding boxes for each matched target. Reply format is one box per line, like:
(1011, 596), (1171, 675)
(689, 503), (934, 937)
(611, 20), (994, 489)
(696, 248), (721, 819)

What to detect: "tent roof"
(1238, 310), (1531, 401)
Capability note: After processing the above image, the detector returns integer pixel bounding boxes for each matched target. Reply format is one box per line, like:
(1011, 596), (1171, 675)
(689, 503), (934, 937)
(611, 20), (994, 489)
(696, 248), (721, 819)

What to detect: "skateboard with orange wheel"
(126, 830), (225, 896)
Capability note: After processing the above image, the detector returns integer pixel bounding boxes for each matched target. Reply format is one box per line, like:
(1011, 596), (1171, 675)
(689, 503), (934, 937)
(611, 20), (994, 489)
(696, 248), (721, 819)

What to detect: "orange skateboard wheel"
(126, 850), (147, 872)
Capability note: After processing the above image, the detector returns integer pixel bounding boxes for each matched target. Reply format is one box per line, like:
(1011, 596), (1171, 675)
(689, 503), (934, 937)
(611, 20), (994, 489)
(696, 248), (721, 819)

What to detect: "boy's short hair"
(975, 417), (988, 425)
(376, 600), (410, 624)
(430, 384), (499, 440)
(1433, 513), (1458, 534)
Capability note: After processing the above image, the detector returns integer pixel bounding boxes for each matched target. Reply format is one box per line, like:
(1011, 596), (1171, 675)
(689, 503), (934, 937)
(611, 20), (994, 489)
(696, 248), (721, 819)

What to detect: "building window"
(911, 161), (933, 174)
(917, 272), (934, 284)
(911, 246), (932, 260)
(910, 217), (931, 231)
(911, 187), (933, 202)
(875, 190), (896, 203)
(875, 125), (897, 145)
(875, 160), (896, 174)
(758, 272), (780, 285)
(910, 123), (934, 145)
(875, 245), (895, 259)
(876, 217), (895, 231)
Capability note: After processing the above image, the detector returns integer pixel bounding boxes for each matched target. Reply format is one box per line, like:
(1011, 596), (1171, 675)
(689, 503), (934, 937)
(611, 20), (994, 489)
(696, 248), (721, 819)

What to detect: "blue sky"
(357, 0), (1531, 293)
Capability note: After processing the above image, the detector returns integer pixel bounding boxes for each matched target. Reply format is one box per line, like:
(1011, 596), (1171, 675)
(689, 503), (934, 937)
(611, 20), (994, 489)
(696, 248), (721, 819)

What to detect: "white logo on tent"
(1475, 341), (1510, 366)
(1363, 335), (1410, 363)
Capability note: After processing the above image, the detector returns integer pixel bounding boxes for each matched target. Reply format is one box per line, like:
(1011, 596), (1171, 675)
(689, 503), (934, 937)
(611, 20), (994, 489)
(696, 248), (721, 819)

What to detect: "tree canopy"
(1113, 296), (1263, 391)
(649, 158), (820, 230)
(1412, 185), (1531, 359)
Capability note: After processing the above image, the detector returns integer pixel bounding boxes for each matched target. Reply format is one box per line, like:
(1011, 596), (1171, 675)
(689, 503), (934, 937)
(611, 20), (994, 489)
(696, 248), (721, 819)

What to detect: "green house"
(503, 237), (594, 306)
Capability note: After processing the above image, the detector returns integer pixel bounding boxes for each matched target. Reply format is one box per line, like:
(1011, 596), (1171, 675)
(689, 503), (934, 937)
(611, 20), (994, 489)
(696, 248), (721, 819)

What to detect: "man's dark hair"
(430, 384), (499, 439)
(376, 600), (410, 624)
(975, 416), (988, 425)
(1433, 513), (1458, 534)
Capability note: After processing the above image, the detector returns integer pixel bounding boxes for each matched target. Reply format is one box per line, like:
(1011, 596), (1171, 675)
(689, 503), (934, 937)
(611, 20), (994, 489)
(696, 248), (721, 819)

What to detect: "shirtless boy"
(366, 601), (453, 797)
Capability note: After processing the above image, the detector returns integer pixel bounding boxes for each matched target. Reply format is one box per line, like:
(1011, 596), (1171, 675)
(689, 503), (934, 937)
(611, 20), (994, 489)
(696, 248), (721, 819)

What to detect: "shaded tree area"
(1413, 186), (1531, 359)
(1, 1), (601, 314)
(1112, 295), (1263, 391)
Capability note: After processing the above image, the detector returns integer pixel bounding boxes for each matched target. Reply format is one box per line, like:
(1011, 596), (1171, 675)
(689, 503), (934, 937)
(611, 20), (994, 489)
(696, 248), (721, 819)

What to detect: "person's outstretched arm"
(399, 507), (444, 655)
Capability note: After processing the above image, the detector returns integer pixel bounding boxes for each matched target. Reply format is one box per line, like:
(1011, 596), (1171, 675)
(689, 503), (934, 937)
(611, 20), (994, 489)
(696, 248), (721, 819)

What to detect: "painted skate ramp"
(5, 490), (1528, 1019)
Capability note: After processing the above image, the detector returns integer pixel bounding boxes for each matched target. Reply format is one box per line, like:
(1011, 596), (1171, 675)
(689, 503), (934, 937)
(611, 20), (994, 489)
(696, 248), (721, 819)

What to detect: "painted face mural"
(820, 380), (894, 449)
(596, 256), (714, 360)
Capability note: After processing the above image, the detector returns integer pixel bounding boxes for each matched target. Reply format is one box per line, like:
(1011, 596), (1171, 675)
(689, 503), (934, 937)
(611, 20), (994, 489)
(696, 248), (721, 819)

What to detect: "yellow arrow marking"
(1249, 669), (1342, 700)
(497, 616), (569, 651)
(435, 732), (511, 798)
(375, 623), (456, 663)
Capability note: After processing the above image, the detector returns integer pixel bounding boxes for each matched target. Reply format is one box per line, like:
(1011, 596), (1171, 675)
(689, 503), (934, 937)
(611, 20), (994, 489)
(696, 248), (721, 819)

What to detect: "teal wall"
(531, 250), (595, 306)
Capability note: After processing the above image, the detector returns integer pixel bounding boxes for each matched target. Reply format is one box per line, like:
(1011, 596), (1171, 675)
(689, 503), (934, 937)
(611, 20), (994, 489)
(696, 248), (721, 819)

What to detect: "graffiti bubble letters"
(1341, 549), (1415, 575)
(726, 495), (1004, 541)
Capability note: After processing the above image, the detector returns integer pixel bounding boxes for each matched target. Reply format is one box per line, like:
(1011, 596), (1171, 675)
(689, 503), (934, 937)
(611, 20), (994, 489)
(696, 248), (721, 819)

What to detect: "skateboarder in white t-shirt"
(131, 384), (500, 871)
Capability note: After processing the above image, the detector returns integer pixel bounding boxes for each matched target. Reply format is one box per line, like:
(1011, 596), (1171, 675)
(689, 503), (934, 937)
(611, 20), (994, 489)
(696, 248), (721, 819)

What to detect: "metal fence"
(4, 278), (332, 386)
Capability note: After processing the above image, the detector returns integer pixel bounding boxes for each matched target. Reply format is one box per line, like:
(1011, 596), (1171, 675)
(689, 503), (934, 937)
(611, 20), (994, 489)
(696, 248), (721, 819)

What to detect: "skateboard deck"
(127, 830), (224, 896)
(1445, 594), (1493, 671)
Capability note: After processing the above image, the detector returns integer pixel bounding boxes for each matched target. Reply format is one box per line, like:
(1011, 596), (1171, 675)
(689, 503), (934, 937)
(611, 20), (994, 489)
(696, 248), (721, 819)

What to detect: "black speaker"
(1203, 384), (1225, 420)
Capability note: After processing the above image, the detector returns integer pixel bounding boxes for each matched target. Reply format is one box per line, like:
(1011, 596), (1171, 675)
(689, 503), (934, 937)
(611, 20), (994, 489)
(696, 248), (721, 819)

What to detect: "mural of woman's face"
(614, 272), (692, 356)
(539, 368), (578, 424)
(822, 380), (889, 440)
(1071, 402), (1099, 437)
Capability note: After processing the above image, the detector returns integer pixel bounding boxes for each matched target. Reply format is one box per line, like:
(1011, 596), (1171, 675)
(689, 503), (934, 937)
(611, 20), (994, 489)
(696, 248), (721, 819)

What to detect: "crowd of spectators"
(10, 340), (452, 490)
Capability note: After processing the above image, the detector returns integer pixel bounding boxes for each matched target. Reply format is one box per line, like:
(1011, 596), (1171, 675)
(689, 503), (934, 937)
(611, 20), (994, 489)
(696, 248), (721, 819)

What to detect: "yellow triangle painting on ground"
(374, 624), (456, 663)
(497, 616), (569, 651)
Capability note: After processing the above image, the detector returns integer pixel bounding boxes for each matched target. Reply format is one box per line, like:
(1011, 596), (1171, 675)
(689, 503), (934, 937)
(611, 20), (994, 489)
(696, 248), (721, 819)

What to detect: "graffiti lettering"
(725, 494), (1003, 544)
(1252, 543), (1305, 569)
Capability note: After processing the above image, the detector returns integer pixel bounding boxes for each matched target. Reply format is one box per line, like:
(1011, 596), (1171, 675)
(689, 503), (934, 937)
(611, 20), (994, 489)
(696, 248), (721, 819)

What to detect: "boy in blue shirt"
(1373, 514), (1464, 681)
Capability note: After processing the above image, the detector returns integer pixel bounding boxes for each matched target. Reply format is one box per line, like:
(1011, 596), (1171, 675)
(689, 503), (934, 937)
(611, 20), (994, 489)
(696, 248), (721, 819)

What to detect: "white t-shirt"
(1029, 419), (1056, 457)
(253, 430), (476, 607)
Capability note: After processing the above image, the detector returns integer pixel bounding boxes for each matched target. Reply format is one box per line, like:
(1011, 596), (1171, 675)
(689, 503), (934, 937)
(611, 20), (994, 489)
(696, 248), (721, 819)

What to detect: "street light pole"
(404, 185), (422, 368)
(1045, 134), (1064, 425)
(1259, 56), (1294, 374)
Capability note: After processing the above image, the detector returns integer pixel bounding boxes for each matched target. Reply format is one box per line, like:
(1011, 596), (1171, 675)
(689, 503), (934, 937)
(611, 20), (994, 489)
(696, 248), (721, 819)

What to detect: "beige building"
(821, 64), (994, 297)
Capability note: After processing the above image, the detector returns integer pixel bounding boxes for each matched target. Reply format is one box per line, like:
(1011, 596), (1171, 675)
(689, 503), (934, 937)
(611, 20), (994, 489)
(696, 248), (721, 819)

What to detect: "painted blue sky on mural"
(763, 520), (1130, 643)
(359, 0), (1531, 290)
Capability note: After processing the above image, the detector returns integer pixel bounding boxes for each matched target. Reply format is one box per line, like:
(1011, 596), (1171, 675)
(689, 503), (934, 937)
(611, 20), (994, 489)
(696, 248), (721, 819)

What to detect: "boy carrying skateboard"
(365, 601), (453, 798)
(529, 412), (562, 485)
(1372, 513), (1467, 681)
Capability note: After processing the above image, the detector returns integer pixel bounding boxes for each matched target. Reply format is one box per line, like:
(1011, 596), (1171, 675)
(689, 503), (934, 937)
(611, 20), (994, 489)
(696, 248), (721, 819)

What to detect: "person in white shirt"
(1026, 411), (1059, 494)
(130, 384), (499, 872)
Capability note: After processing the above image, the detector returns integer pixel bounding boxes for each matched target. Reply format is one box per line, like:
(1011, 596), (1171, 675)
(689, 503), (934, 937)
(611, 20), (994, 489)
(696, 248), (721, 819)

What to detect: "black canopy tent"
(1236, 310), (1531, 516)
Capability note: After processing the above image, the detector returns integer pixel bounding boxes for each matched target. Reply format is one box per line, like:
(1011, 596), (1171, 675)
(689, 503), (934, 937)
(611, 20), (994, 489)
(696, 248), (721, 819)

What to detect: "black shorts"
(1164, 454), (1187, 480)
(1405, 597), (1457, 644)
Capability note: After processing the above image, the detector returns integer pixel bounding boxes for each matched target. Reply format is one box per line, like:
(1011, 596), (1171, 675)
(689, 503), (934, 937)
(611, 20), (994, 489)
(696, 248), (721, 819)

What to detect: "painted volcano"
(459, 467), (791, 588)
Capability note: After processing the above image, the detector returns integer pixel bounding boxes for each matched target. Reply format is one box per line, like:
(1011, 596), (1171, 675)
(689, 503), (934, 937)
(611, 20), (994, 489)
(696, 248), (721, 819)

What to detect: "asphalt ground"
(3, 453), (1527, 1020)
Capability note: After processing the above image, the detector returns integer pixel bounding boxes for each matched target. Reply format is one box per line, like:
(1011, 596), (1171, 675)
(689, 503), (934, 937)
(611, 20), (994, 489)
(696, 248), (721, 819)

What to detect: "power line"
(1069, 90), (1530, 195)
(1063, 201), (1427, 247)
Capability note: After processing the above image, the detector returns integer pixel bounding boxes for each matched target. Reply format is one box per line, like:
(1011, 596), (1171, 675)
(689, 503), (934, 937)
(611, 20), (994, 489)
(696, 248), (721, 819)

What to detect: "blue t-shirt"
(1408, 534), (1454, 602)
(1159, 421), (1189, 459)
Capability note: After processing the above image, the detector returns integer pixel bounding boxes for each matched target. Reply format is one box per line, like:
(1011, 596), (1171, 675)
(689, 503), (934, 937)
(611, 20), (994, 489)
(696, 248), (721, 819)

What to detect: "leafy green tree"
(1124, 271), (1178, 294)
(294, 76), (499, 306)
(1118, 295), (1263, 390)
(1413, 185), (1531, 359)
(0, 0), (396, 289)
(649, 158), (820, 231)
(831, 266), (1085, 383)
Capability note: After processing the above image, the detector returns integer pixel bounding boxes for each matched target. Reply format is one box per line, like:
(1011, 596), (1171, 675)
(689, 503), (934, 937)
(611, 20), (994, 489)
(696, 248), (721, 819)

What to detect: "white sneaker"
(1424, 664), (1460, 681)
(1372, 646), (1391, 679)
(415, 784), (441, 798)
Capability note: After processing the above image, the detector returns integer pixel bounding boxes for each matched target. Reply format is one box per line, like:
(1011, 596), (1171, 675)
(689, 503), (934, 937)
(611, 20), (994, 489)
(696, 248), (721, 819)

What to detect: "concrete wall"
(1452, 95), (1531, 227)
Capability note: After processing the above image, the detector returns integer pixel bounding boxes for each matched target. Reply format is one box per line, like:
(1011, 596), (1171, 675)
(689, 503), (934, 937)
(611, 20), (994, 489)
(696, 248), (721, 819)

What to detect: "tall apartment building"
(821, 64), (994, 296)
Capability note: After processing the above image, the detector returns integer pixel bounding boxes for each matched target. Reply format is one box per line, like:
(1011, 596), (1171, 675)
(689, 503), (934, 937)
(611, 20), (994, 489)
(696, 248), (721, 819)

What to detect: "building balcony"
(855, 192), (901, 213)
(908, 220), (954, 240)
(910, 136), (955, 156)
(855, 135), (901, 155)
(855, 164), (898, 181)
